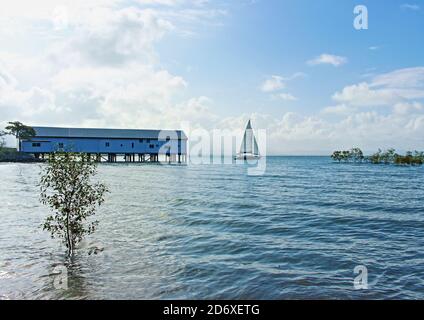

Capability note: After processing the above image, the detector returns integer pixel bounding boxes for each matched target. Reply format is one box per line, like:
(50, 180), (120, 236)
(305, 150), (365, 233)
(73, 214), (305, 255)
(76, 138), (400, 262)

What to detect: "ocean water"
(0, 157), (423, 300)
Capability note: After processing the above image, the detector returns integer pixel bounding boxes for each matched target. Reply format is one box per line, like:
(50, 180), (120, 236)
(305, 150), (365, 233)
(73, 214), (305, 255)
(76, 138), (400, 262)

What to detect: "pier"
(20, 127), (188, 164)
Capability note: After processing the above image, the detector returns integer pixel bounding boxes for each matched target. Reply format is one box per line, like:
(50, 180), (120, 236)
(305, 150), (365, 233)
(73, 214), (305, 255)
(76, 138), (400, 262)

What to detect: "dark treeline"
(0, 121), (41, 162)
(331, 148), (424, 166)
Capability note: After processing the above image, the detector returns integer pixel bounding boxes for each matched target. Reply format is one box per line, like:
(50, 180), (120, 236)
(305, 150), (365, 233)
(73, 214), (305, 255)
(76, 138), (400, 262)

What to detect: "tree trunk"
(66, 211), (73, 256)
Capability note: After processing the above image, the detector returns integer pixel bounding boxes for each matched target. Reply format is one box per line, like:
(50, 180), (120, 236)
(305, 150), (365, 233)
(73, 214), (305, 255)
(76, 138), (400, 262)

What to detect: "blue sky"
(1, 0), (424, 154)
(157, 0), (424, 117)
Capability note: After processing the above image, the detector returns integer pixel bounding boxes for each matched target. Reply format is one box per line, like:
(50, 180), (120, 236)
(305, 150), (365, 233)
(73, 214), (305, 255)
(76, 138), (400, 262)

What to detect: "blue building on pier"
(20, 126), (188, 163)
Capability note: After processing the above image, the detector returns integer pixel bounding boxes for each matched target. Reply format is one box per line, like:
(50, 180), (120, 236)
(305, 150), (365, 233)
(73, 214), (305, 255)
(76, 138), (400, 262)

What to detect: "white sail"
(237, 120), (260, 159)
(253, 135), (259, 155)
(242, 129), (253, 154)
(240, 130), (246, 154)
(240, 120), (251, 153)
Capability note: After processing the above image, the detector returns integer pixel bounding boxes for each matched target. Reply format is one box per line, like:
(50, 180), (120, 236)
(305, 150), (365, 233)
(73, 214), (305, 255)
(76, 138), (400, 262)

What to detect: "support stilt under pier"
(41, 152), (186, 164)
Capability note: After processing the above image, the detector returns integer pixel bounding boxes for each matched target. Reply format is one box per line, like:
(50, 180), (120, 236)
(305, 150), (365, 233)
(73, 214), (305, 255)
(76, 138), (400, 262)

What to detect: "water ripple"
(0, 157), (423, 299)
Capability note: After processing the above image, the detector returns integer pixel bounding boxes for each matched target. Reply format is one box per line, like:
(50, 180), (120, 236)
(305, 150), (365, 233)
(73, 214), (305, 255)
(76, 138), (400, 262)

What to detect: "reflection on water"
(0, 157), (423, 299)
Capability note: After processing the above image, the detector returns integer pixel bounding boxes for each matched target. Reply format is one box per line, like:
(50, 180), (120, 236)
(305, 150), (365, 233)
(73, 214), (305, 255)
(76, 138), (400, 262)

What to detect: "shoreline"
(0, 150), (45, 163)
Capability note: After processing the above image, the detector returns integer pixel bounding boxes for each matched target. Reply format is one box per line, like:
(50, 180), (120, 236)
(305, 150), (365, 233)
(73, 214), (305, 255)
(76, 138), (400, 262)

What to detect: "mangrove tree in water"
(331, 148), (424, 166)
(40, 153), (108, 256)
(331, 148), (364, 163)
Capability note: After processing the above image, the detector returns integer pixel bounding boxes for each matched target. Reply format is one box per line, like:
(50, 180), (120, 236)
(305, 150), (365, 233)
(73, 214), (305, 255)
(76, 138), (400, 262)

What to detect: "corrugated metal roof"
(32, 126), (188, 140)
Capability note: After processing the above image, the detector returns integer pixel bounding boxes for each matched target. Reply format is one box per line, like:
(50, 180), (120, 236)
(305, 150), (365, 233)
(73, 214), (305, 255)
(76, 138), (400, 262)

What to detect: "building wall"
(21, 137), (187, 155)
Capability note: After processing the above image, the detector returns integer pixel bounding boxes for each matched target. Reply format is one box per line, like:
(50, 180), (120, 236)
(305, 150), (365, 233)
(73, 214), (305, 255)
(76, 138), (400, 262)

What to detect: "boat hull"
(234, 154), (261, 160)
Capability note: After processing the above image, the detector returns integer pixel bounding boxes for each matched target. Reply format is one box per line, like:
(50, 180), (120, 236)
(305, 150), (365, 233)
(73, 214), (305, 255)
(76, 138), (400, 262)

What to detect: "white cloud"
(274, 93), (297, 101)
(393, 102), (423, 115)
(0, 0), (225, 133)
(260, 73), (304, 93)
(261, 75), (285, 92)
(401, 3), (420, 10)
(137, 0), (182, 5)
(332, 82), (402, 107)
(0, 58), (215, 131)
(321, 104), (353, 115)
(0, 63), (56, 118)
(218, 107), (424, 155)
(0, 1), (121, 25)
(51, 64), (186, 96)
(136, 0), (212, 7)
(2, 1), (424, 155)
(333, 67), (424, 107)
(307, 54), (347, 67)
(0, 64), (17, 87)
(47, 7), (175, 66)
(371, 67), (424, 88)
(0, 84), (60, 124)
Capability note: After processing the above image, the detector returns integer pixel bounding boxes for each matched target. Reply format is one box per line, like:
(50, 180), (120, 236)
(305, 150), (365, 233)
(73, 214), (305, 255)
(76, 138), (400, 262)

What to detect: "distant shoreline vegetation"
(331, 148), (424, 166)
(0, 147), (44, 163)
(0, 121), (42, 163)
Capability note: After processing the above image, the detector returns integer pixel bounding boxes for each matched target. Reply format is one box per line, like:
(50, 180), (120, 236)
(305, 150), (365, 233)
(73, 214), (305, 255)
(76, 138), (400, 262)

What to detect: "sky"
(1, 0), (424, 155)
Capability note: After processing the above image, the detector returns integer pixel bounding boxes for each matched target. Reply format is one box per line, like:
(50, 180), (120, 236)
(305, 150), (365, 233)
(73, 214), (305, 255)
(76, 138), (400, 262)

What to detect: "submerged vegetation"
(331, 148), (424, 166)
(331, 148), (364, 163)
(40, 152), (108, 256)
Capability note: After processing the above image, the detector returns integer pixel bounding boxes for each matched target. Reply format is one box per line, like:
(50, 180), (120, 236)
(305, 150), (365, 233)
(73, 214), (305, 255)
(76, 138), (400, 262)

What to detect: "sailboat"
(235, 119), (261, 160)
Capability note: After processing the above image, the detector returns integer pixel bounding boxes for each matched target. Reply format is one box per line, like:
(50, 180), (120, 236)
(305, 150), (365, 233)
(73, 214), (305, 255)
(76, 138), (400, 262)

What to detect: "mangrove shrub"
(40, 153), (108, 256)
(331, 148), (364, 162)
(332, 148), (424, 166)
